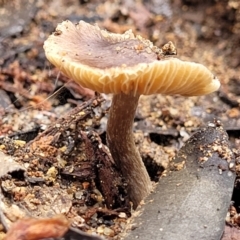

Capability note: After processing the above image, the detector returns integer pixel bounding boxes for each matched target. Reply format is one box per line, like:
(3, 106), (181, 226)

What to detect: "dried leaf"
(4, 215), (70, 240)
(0, 151), (25, 178)
(222, 225), (240, 240)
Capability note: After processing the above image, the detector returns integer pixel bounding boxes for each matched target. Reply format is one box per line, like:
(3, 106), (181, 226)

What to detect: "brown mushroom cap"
(44, 20), (220, 96)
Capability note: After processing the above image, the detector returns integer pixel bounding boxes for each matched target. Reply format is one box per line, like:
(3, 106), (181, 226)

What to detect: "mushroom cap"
(44, 20), (220, 96)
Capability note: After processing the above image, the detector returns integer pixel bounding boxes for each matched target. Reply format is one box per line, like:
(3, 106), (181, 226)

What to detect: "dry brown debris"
(4, 215), (70, 240)
(0, 97), (130, 239)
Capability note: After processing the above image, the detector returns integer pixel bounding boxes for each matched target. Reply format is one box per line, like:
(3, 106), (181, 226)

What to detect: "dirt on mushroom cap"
(44, 20), (220, 96)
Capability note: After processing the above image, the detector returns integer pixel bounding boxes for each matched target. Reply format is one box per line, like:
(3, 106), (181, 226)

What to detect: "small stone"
(85, 119), (92, 126)
(97, 225), (104, 234)
(208, 122), (216, 128)
(229, 162), (235, 169)
(119, 212), (127, 218)
(75, 191), (84, 200)
(103, 227), (114, 237)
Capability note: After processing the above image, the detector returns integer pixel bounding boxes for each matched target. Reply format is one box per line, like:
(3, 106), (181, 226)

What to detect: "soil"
(0, 0), (240, 239)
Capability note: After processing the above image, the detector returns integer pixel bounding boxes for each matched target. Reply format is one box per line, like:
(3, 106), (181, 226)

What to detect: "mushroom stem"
(107, 93), (152, 208)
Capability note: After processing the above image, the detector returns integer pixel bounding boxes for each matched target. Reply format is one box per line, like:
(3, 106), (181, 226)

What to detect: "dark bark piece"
(89, 131), (129, 209)
(61, 131), (97, 182)
(5, 127), (41, 143)
(125, 121), (236, 240)
(27, 97), (104, 145)
(24, 96), (129, 209)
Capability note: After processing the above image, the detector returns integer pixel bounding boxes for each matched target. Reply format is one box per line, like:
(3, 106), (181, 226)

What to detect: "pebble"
(103, 227), (114, 236)
(119, 212), (127, 218)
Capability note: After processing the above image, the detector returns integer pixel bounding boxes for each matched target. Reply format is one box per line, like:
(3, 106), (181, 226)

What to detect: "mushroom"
(43, 20), (220, 208)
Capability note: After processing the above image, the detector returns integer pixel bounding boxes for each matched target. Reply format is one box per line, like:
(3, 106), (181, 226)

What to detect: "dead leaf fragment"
(4, 214), (70, 240)
(222, 225), (240, 240)
(0, 151), (25, 178)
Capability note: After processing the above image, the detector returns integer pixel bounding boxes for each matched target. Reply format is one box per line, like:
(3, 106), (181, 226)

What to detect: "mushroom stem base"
(107, 93), (152, 208)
